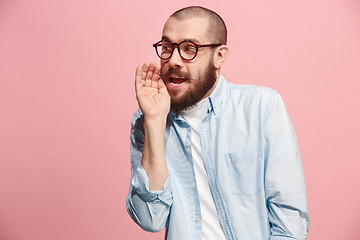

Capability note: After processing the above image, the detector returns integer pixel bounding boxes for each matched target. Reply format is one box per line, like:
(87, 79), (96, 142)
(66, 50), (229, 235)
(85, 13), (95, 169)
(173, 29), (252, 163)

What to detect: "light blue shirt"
(126, 75), (309, 240)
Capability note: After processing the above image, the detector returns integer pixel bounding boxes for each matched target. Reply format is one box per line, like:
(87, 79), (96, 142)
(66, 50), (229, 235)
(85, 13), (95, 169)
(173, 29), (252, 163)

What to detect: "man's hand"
(135, 62), (170, 120)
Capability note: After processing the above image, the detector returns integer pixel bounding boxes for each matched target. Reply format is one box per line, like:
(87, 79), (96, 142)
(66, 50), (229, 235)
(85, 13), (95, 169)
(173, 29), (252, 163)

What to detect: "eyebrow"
(161, 35), (201, 44)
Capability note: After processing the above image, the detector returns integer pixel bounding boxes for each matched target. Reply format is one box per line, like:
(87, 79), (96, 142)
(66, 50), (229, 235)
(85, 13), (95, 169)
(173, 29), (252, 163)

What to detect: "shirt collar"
(207, 74), (228, 115)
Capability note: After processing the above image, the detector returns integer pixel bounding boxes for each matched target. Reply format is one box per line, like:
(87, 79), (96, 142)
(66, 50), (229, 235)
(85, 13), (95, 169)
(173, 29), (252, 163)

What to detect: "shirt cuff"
(131, 164), (172, 206)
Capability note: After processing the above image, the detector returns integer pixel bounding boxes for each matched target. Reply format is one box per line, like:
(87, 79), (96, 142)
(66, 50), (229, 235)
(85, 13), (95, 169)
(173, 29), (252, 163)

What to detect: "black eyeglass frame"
(153, 40), (222, 60)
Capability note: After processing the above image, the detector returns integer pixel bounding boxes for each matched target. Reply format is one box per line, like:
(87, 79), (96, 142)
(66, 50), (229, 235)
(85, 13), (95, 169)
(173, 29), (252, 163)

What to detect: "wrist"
(143, 115), (167, 131)
(143, 113), (168, 123)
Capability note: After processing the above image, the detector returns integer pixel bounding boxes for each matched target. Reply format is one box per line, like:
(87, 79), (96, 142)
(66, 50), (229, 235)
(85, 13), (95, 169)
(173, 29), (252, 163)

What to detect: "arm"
(264, 93), (309, 240)
(135, 62), (170, 190)
(126, 62), (172, 232)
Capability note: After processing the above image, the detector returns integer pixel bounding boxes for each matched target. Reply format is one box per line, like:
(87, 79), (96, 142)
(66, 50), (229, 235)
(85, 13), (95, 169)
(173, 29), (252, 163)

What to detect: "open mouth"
(169, 77), (187, 86)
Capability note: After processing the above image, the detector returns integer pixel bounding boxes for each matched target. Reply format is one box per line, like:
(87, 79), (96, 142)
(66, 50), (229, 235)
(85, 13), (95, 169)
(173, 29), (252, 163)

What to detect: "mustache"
(161, 67), (188, 79)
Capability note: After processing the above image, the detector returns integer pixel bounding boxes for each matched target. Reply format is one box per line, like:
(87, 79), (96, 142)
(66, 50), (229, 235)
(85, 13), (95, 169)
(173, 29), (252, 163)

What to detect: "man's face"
(160, 17), (218, 112)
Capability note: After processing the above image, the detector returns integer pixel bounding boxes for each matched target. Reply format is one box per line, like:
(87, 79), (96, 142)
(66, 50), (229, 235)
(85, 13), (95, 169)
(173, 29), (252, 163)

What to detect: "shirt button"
(195, 217), (200, 222)
(186, 147), (190, 153)
(192, 183), (196, 188)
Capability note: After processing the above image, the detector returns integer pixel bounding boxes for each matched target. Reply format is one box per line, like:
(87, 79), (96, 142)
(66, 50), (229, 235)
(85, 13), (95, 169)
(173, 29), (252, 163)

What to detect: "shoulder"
(225, 83), (280, 107)
(227, 83), (278, 97)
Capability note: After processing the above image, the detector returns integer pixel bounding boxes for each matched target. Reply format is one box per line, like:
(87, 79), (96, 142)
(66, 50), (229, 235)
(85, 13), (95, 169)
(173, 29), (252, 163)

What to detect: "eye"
(184, 44), (196, 52)
(161, 43), (172, 52)
(185, 44), (196, 52)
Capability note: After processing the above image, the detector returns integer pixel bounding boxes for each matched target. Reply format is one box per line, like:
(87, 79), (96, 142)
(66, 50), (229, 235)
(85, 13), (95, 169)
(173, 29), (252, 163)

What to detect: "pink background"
(1, 0), (359, 239)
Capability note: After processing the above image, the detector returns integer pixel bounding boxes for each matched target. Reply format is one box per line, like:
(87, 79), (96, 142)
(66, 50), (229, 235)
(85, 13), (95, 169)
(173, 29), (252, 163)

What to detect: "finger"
(142, 63), (150, 86)
(158, 78), (169, 96)
(151, 64), (161, 88)
(154, 64), (161, 74)
(158, 65), (166, 88)
(135, 66), (144, 92)
(158, 77), (166, 89)
(145, 62), (156, 87)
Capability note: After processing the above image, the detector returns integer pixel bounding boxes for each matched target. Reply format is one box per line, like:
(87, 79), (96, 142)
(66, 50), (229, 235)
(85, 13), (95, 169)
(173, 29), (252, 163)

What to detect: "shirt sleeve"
(263, 92), (309, 240)
(126, 110), (173, 232)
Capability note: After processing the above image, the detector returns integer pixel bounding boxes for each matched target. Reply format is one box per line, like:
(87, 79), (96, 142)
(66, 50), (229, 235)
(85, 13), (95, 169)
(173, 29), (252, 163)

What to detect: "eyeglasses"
(153, 40), (221, 60)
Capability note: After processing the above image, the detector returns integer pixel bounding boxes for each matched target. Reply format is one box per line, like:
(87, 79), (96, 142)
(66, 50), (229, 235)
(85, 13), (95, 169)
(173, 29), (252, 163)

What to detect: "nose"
(168, 47), (183, 68)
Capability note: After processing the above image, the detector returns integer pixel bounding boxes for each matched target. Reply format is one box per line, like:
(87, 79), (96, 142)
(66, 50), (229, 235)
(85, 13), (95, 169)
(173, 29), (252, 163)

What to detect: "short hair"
(170, 6), (227, 45)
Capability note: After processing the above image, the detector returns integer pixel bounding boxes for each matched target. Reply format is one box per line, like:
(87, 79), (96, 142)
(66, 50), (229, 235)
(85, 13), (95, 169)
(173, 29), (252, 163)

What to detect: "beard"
(161, 59), (217, 113)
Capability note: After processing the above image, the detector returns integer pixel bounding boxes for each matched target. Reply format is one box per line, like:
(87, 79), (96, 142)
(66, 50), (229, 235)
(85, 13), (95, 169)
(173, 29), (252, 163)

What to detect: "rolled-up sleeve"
(263, 93), (309, 240)
(126, 110), (173, 232)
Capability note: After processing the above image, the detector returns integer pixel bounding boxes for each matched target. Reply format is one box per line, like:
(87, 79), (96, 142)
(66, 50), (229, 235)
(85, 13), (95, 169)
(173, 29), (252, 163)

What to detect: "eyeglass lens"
(156, 41), (197, 60)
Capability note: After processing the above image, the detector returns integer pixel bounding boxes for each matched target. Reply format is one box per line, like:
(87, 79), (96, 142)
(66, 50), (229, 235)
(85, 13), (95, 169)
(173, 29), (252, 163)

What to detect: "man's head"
(170, 6), (227, 45)
(158, 6), (229, 112)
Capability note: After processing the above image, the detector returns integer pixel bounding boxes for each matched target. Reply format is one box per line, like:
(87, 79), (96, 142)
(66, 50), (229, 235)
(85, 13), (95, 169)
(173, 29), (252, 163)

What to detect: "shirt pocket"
(225, 150), (262, 196)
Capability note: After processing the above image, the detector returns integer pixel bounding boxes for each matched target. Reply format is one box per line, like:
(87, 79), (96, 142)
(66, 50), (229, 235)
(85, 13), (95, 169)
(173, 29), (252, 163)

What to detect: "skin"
(135, 16), (229, 190)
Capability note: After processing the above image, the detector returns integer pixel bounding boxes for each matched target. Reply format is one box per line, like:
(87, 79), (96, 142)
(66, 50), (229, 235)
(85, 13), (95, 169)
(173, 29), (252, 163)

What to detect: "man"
(126, 6), (309, 240)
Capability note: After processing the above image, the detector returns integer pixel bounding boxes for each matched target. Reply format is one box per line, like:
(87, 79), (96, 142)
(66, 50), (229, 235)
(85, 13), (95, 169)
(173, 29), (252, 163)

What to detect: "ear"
(213, 45), (229, 69)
